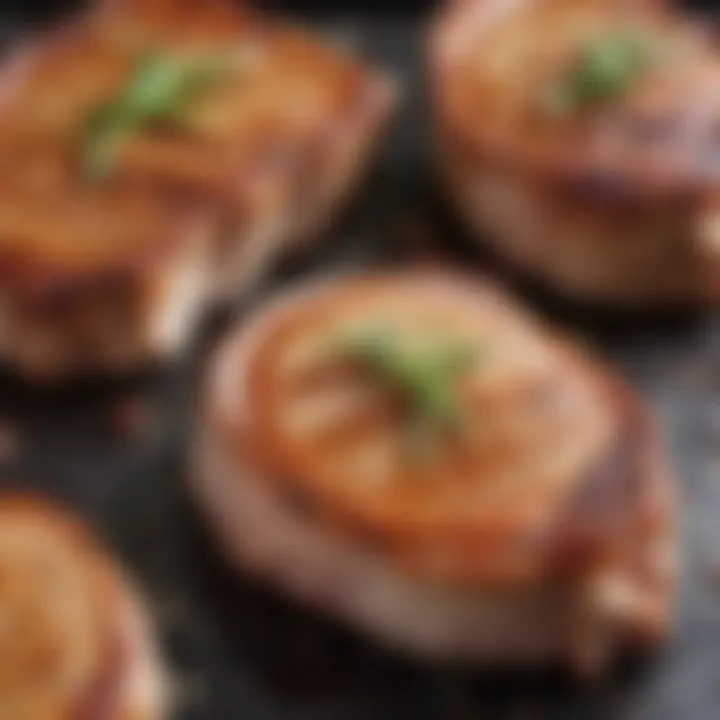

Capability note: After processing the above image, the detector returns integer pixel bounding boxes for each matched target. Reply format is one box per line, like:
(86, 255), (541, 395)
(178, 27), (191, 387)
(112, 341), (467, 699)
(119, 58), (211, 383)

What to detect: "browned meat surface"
(0, 0), (394, 379)
(193, 271), (676, 673)
(431, 0), (720, 305)
(0, 149), (213, 378)
(0, 495), (165, 719)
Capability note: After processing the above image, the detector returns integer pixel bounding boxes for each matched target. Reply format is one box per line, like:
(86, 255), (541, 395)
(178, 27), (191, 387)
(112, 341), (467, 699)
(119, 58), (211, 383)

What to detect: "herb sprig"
(83, 51), (229, 179)
(545, 29), (656, 116)
(340, 326), (478, 456)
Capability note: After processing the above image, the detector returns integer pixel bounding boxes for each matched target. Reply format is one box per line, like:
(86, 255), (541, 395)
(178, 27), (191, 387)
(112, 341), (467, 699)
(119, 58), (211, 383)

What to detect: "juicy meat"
(0, 494), (165, 719)
(431, 0), (720, 305)
(0, 0), (394, 379)
(0, 155), (214, 378)
(0, 0), (395, 293)
(192, 271), (676, 672)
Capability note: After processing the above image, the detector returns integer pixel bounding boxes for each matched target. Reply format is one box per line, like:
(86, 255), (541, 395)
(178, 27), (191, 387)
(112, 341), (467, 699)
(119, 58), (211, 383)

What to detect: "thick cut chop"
(432, 0), (720, 305)
(193, 271), (676, 673)
(0, 0), (393, 379)
(0, 494), (165, 719)
(0, 0), (395, 300)
(0, 149), (213, 379)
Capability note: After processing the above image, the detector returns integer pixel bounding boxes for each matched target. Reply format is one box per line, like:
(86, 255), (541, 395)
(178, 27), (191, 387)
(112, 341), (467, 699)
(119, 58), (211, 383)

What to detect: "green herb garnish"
(545, 30), (655, 116)
(83, 51), (229, 179)
(340, 326), (479, 458)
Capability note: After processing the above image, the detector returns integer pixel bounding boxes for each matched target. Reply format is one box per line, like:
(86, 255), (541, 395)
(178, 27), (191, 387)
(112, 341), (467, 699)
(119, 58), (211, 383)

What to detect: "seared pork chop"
(193, 271), (676, 673)
(432, 0), (720, 305)
(0, 494), (165, 719)
(0, 0), (393, 379)
(0, 149), (213, 379)
(0, 0), (394, 299)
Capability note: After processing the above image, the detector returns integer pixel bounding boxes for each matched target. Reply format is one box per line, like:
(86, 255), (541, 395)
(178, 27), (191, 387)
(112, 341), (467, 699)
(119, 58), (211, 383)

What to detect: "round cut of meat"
(0, 0), (394, 380)
(0, 495), (165, 719)
(193, 271), (676, 673)
(431, 0), (720, 305)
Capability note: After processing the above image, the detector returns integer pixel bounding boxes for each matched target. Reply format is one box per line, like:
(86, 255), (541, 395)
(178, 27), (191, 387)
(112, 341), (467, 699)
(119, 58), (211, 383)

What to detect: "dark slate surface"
(0, 13), (719, 720)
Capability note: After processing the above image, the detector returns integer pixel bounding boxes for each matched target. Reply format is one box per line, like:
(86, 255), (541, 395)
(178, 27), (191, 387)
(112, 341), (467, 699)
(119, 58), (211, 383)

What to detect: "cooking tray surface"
(0, 13), (719, 720)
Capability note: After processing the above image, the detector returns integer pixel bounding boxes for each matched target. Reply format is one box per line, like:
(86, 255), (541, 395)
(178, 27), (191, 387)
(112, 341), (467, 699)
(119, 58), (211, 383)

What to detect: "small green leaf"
(339, 326), (480, 459)
(82, 50), (230, 179)
(428, 341), (478, 375)
(545, 29), (656, 116)
(83, 101), (138, 180)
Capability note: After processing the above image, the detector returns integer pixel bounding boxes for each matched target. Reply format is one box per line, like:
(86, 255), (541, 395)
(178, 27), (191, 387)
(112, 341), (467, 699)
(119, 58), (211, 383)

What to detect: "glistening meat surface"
(432, 0), (720, 305)
(193, 271), (676, 672)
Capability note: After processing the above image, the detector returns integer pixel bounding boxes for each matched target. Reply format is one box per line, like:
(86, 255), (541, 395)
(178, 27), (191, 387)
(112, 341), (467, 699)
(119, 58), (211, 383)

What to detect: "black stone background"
(0, 1), (720, 719)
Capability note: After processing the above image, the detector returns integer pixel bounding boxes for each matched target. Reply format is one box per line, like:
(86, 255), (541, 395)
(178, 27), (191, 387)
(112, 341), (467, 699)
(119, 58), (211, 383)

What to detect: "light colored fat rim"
(192, 390), (676, 668)
(115, 578), (167, 720)
(192, 408), (574, 663)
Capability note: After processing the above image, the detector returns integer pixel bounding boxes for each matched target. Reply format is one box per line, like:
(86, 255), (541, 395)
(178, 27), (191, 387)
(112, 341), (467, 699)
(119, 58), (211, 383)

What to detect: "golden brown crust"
(0, 177), (210, 299)
(0, 0), (388, 206)
(204, 271), (673, 589)
(0, 494), (164, 719)
(431, 0), (720, 305)
(431, 0), (720, 200)
(0, 0), (393, 376)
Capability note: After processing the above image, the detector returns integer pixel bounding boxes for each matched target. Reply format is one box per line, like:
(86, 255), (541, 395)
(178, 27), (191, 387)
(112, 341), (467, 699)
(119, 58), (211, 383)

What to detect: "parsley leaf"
(83, 51), (229, 179)
(340, 326), (479, 457)
(545, 30), (655, 116)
